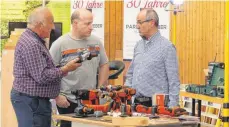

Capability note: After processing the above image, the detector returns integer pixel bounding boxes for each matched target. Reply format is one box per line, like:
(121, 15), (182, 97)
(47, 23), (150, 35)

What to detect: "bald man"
(125, 9), (180, 108)
(11, 7), (81, 127)
(49, 9), (109, 127)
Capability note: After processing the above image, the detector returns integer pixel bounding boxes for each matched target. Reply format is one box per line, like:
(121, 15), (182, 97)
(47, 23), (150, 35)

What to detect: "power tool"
(71, 86), (136, 116)
(132, 104), (187, 117)
(60, 45), (99, 66)
(71, 90), (96, 117)
(99, 85), (123, 92)
(71, 89), (112, 113)
(102, 87), (136, 116)
(133, 93), (187, 117)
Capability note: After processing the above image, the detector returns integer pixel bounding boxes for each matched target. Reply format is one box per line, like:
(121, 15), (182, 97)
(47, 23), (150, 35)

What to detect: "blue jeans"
(11, 89), (52, 127)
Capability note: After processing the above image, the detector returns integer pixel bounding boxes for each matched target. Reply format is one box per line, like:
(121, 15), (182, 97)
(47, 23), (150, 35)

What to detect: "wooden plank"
(209, 2), (214, 62)
(108, 1), (117, 85)
(180, 91), (224, 104)
(220, 1), (224, 62)
(202, 1), (207, 82)
(53, 114), (114, 127)
(104, 1), (110, 59)
(109, 1), (116, 61)
(149, 118), (180, 125)
(197, 1), (201, 84)
(112, 117), (149, 126)
(115, 1), (123, 50)
(193, 1), (198, 84)
(220, 1), (225, 62)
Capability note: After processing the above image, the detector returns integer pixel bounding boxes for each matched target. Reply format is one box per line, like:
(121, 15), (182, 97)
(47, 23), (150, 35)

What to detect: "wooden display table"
(53, 114), (198, 127)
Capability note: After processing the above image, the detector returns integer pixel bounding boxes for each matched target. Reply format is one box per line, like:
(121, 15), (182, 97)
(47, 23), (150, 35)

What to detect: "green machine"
(185, 62), (225, 98)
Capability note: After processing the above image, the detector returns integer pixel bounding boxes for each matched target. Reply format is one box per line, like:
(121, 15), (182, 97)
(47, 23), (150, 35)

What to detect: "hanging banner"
(123, 0), (170, 60)
(71, 0), (105, 44)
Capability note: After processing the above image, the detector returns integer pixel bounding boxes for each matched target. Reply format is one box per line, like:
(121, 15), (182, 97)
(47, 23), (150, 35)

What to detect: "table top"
(52, 114), (197, 127)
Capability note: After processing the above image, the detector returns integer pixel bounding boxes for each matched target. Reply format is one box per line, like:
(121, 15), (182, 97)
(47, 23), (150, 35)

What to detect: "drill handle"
(76, 55), (83, 63)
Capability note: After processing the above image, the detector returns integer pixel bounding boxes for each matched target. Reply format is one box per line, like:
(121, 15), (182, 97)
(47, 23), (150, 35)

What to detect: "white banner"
(123, 0), (170, 60)
(71, 0), (104, 44)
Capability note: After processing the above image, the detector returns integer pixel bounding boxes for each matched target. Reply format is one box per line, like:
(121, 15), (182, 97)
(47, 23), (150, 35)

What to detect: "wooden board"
(53, 114), (183, 127)
(149, 118), (179, 125)
(180, 91), (224, 104)
(112, 117), (149, 126)
(53, 114), (114, 127)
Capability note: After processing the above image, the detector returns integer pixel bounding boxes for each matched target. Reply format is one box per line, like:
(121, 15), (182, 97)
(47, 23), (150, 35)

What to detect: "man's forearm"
(98, 63), (109, 86)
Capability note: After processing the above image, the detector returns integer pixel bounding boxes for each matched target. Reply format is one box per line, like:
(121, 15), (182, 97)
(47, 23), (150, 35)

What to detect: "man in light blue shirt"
(125, 9), (180, 108)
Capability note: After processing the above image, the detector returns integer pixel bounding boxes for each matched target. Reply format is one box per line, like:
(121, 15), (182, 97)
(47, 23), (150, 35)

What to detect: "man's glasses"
(136, 19), (153, 25)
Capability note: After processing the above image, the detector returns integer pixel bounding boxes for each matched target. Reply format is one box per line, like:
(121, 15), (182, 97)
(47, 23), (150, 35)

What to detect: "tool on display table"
(132, 104), (187, 117)
(60, 45), (100, 66)
(100, 86), (136, 116)
(132, 93), (187, 117)
(99, 85), (123, 92)
(71, 87), (187, 118)
(71, 90), (95, 117)
(71, 86), (136, 117)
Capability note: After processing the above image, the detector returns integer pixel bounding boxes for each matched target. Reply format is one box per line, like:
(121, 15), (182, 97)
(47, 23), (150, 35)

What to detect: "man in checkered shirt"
(10, 7), (81, 127)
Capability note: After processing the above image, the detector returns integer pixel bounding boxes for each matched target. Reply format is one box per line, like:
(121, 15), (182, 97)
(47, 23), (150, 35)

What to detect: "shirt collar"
(26, 28), (46, 45)
(142, 31), (160, 44)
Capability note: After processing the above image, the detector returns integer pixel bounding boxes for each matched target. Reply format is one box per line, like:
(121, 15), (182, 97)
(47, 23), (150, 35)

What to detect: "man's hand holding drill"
(61, 58), (82, 74)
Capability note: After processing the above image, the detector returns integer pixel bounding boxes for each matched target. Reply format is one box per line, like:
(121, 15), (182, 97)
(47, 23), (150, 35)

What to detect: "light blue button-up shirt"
(125, 31), (180, 107)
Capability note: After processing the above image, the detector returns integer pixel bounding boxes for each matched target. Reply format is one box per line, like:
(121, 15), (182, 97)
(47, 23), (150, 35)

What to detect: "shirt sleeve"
(98, 41), (108, 65)
(22, 43), (62, 85)
(164, 44), (180, 107)
(125, 43), (139, 87)
(125, 60), (134, 87)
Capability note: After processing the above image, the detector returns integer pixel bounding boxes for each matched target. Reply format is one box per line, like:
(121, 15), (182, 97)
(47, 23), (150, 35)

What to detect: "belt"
(135, 96), (152, 102)
(12, 89), (50, 100)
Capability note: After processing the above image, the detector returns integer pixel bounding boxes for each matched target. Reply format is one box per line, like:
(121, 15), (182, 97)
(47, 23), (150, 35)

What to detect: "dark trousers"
(57, 100), (78, 127)
(10, 89), (51, 127)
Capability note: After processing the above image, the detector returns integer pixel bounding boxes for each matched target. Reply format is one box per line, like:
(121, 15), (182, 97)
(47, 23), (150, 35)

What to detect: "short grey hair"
(71, 11), (80, 24)
(27, 7), (48, 28)
(146, 9), (159, 27)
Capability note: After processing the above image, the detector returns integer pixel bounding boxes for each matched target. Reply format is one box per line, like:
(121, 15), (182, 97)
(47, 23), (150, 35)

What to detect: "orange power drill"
(85, 101), (114, 113)
(134, 104), (187, 117)
(72, 89), (100, 105)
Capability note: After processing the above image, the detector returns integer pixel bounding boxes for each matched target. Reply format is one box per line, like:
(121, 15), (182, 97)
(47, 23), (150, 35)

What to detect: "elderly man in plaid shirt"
(10, 7), (81, 127)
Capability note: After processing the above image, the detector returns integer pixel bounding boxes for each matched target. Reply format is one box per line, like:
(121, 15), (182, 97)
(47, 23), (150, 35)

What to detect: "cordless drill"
(71, 89), (113, 113)
(103, 87), (136, 116)
(133, 104), (187, 117)
(71, 90), (96, 117)
(60, 45), (99, 66)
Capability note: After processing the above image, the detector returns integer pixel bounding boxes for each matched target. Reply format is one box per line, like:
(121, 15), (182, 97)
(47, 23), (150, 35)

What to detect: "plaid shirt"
(125, 32), (180, 107)
(13, 28), (63, 99)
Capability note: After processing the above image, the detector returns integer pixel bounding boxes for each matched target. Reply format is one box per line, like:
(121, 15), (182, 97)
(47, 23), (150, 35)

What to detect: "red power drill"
(104, 87), (136, 116)
(133, 104), (187, 117)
